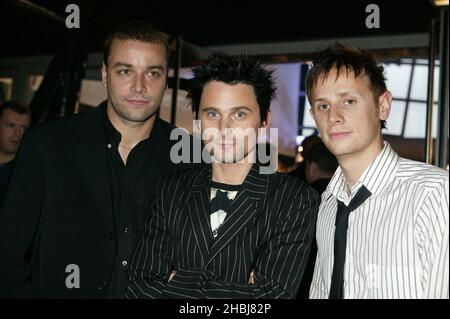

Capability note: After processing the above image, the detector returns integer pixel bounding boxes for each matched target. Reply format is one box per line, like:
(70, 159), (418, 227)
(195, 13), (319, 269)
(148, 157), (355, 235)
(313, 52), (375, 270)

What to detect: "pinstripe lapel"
(206, 164), (269, 267)
(186, 166), (213, 267)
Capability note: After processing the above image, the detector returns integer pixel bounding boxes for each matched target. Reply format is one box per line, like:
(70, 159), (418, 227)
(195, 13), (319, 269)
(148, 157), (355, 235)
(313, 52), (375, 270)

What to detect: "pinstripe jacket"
(126, 164), (319, 298)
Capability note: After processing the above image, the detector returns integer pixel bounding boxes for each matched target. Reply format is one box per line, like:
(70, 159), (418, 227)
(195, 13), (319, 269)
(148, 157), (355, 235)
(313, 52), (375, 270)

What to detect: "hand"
(168, 271), (177, 282)
(248, 271), (255, 285)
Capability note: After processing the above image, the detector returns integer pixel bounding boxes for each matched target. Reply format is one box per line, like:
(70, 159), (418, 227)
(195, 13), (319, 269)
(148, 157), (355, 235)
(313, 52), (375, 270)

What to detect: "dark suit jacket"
(126, 164), (319, 298)
(0, 102), (193, 298)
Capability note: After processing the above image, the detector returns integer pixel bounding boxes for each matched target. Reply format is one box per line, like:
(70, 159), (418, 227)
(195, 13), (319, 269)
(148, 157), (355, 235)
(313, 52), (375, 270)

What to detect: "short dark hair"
(187, 52), (277, 122)
(0, 100), (31, 118)
(305, 42), (387, 129)
(307, 142), (338, 175)
(102, 20), (170, 67)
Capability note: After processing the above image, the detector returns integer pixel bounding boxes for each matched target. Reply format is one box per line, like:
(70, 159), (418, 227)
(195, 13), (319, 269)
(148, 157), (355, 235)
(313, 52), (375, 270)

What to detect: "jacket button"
(108, 232), (114, 240)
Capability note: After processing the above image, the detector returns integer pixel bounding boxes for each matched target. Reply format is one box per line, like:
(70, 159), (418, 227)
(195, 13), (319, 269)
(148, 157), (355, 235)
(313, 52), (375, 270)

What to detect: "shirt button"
(107, 143), (112, 149)
(122, 260), (128, 267)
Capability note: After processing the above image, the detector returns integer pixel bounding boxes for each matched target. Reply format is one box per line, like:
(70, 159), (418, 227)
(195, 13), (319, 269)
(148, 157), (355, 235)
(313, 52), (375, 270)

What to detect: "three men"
(126, 53), (319, 298)
(0, 21), (192, 298)
(307, 43), (449, 299)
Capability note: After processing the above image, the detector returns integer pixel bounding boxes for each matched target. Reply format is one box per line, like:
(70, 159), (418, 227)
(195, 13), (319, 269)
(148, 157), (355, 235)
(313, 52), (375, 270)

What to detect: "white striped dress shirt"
(310, 143), (449, 299)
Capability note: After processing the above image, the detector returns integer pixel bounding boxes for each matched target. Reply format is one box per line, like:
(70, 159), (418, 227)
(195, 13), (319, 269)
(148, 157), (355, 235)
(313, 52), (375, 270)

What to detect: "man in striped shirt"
(307, 42), (449, 299)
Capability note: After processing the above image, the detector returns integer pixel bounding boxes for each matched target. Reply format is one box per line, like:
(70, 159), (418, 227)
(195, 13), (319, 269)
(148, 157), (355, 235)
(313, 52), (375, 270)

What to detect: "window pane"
(416, 59), (429, 65)
(410, 65), (428, 101)
(383, 64), (411, 99)
(409, 63), (440, 103)
(404, 102), (427, 138)
(434, 65), (440, 103)
(384, 100), (405, 136)
(302, 99), (316, 129)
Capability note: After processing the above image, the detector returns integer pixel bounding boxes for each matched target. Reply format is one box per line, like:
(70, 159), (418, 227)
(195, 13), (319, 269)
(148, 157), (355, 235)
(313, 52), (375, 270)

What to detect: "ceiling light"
(432, 0), (449, 7)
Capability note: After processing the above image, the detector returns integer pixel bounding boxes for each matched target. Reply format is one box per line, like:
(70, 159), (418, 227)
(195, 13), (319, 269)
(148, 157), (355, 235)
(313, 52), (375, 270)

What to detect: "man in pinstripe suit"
(126, 53), (319, 298)
(308, 43), (449, 298)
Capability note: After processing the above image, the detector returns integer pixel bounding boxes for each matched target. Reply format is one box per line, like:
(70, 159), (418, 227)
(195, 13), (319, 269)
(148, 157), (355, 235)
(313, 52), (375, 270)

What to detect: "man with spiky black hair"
(126, 53), (319, 299)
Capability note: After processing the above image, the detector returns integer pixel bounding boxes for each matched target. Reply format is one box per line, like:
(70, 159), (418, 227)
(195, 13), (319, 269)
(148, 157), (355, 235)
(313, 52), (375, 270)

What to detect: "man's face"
(0, 109), (30, 155)
(102, 39), (167, 124)
(309, 68), (391, 161)
(199, 81), (269, 164)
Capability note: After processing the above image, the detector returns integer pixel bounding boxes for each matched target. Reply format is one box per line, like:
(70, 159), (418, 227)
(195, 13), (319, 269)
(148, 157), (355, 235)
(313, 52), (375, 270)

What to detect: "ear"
(101, 63), (107, 87)
(378, 90), (392, 122)
(261, 110), (271, 128)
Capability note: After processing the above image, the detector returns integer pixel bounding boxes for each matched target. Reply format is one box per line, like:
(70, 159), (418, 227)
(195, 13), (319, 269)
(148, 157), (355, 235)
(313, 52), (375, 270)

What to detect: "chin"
(126, 110), (155, 122)
(213, 154), (235, 164)
(213, 151), (245, 164)
(324, 139), (350, 154)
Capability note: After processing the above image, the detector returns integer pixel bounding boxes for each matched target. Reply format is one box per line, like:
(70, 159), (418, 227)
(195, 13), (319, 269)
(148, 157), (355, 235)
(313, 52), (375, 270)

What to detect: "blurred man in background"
(0, 101), (30, 205)
(305, 142), (338, 194)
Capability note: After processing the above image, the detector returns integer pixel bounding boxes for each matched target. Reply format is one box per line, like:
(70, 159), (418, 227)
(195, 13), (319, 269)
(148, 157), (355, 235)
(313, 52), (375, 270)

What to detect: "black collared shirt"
(103, 110), (160, 298)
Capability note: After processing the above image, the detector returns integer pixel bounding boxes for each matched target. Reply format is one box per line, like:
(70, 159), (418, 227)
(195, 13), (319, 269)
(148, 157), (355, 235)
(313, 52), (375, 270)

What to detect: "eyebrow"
(202, 106), (253, 112)
(112, 62), (165, 70)
(112, 62), (133, 68)
(313, 91), (362, 102)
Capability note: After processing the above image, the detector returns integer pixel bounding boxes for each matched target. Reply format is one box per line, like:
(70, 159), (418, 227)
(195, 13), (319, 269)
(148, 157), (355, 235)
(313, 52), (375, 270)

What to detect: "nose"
(218, 117), (232, 139)
(131, 73), (146, 94)
(328, 105), (344, 125)
(13, 127), (24, 138)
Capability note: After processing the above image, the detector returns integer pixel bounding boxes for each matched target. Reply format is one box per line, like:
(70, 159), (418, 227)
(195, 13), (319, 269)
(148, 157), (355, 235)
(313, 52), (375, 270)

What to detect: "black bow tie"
(210, 190), (233, 213)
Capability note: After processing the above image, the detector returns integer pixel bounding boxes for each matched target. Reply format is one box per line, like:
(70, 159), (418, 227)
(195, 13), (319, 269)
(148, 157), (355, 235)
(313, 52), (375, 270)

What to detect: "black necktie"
(329, 185), (371, 299)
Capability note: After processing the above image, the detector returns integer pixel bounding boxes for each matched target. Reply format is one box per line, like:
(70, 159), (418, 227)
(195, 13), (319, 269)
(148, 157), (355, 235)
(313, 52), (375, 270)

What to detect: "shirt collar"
(327, 142), (400, 202)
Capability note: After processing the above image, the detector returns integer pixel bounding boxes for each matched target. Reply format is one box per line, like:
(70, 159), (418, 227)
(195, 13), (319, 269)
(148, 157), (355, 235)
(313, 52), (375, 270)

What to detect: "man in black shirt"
(0, 21), (193, 298)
